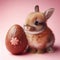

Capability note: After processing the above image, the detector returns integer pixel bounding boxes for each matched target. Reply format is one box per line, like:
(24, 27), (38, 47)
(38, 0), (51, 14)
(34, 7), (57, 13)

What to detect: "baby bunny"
(24, 5), (55, 53)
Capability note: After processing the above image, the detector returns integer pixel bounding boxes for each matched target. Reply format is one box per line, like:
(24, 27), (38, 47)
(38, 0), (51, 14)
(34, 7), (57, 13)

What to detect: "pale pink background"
(0, 0), (60, 60)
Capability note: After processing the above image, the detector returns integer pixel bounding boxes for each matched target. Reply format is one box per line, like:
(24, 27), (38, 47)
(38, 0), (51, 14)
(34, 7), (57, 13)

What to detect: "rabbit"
(24, 5), (55, 53)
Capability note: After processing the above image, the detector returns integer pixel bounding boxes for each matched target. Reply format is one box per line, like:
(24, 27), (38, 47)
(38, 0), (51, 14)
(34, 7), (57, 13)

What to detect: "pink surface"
(0, 0), (60, 60)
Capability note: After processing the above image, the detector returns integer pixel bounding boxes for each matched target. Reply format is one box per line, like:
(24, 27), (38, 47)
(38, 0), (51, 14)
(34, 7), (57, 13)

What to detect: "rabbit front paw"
(37, 49), (46, 53)
(27, 47), (37, 53)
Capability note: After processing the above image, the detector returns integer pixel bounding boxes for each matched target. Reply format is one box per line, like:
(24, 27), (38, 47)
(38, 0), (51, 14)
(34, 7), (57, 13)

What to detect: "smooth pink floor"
(0, 0), (60, 60)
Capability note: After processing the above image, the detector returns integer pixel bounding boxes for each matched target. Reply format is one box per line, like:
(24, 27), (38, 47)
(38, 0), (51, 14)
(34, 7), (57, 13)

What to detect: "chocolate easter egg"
(5, 24), (28, 55)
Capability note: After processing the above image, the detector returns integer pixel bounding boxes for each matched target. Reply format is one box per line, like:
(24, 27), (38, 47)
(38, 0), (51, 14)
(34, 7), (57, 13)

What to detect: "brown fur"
(26, 27), (55, 50)
(24, 7), (55, 53)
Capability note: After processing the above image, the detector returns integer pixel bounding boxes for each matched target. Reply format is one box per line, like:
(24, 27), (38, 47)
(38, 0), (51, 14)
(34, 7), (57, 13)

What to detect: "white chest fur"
(25, 29), (54, 49)
(26, 33), (49, 49)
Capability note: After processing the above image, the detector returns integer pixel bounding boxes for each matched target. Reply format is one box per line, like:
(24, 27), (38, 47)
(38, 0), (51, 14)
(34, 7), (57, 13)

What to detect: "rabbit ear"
(35, 5), (39, 12)
(44, 8), (55, 20)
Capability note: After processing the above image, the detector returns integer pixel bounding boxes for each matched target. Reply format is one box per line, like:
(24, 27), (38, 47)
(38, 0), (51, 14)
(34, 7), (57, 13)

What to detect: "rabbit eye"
(34, 20), (46, 26)
(34, 21), (39, 25)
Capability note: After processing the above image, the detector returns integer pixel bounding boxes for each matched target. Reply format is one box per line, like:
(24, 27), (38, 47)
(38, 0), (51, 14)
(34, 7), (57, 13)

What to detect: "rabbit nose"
(24, 26), (31, 31)
(24, 24), (31, 31)
(24, 25), (36, 31)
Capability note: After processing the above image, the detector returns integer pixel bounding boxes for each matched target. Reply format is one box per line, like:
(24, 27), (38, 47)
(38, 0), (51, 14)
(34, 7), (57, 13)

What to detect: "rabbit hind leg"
(46, 46), (54, 53)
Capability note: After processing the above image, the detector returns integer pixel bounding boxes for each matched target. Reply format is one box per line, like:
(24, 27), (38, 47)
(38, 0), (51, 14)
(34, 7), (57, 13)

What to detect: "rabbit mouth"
(24, 24), (46, 34)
